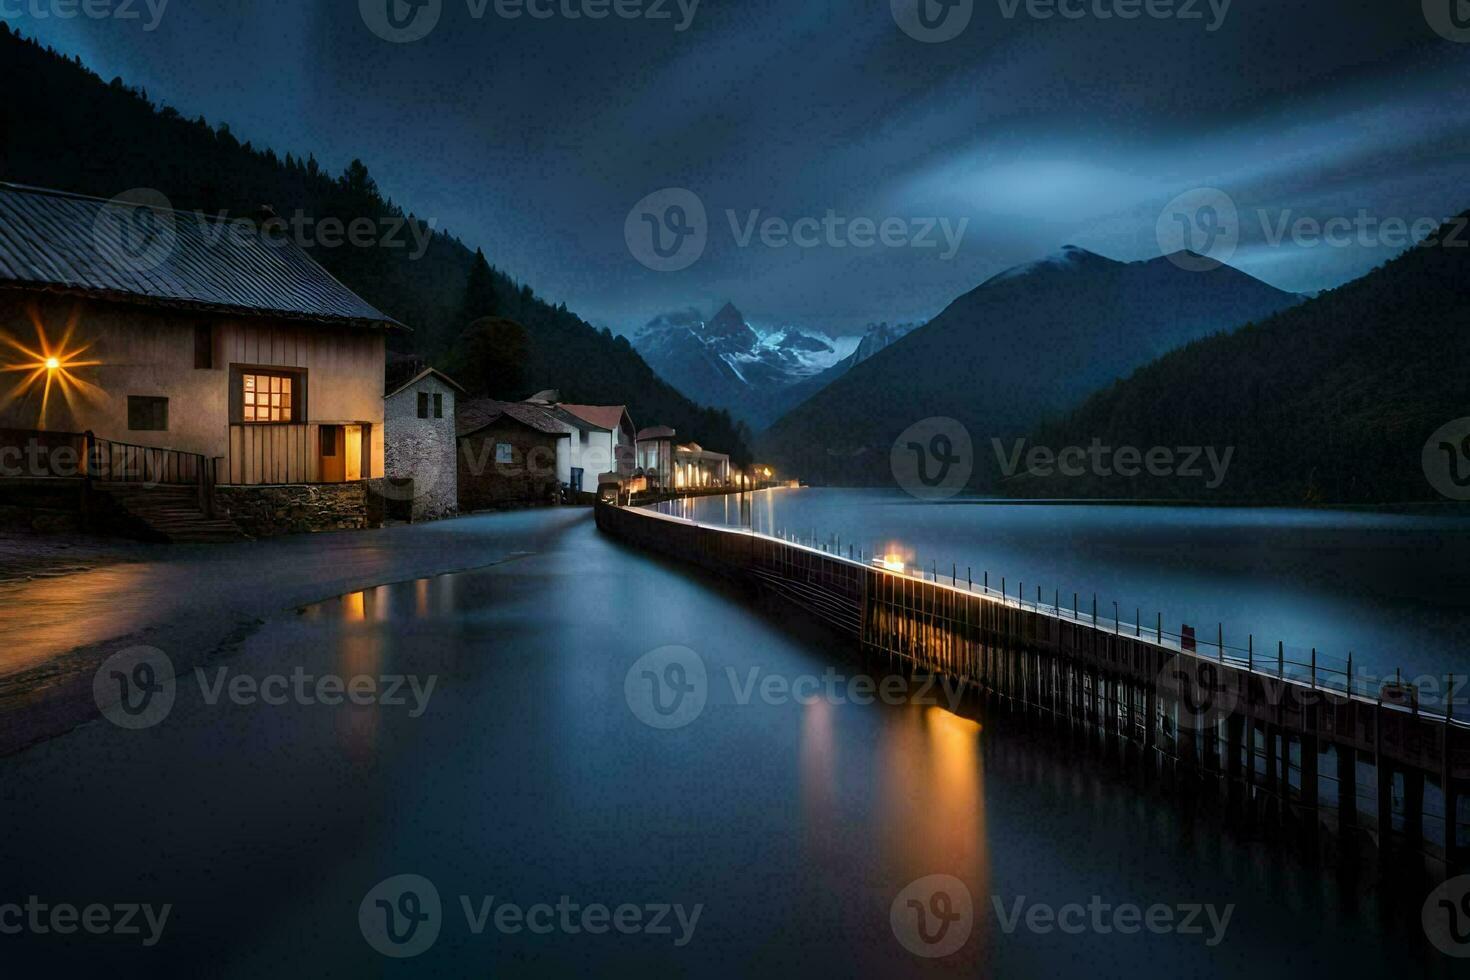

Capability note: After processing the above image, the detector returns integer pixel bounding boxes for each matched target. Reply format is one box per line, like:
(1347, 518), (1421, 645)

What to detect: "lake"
(656, 489), (1470, 707)
(0, 507), (1458, 975)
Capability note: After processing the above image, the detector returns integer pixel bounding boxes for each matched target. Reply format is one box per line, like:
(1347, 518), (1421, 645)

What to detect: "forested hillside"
(1012, 216), (1470, 503)
(0, 25), (749, 461)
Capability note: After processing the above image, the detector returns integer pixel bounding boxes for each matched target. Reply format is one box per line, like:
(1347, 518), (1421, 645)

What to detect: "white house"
(525, 399), (636, 494)
(383, 358), (464, 521)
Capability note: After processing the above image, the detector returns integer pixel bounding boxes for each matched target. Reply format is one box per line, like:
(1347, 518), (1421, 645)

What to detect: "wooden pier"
(597, 501), (1469, 876)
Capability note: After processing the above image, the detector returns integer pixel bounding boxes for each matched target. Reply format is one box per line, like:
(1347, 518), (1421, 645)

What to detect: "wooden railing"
(0, 428), (214, 515)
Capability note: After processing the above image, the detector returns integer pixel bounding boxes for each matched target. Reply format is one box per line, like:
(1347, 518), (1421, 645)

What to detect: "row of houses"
(384, 355), (744, 519)
(0, 181), (753, 538)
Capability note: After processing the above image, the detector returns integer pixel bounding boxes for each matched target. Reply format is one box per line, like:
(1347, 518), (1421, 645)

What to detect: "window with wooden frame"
(236, 369), (301, 423)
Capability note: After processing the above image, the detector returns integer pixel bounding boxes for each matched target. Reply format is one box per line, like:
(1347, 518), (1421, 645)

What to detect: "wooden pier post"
(1338, 745), (1358, 831)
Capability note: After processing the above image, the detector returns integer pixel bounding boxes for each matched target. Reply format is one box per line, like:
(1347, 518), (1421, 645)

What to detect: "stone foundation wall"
(215, 482), (372, 537)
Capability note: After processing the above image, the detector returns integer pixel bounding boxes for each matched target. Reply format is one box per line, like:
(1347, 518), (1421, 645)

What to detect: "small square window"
(495, 443), (513, 464)
(433, 393), (443, 418)
(128, 396), (168, 431)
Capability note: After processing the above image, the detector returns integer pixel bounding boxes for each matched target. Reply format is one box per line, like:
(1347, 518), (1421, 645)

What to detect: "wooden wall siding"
(228, 423), (317, 485)
(1, 295), (386, 482)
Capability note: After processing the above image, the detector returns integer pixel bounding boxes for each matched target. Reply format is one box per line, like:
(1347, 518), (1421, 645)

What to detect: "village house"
(522, 392), (637, 494)
(456, 399), (570, 510)
(0, 183), (400, 538)
(383, 354), (464, 522)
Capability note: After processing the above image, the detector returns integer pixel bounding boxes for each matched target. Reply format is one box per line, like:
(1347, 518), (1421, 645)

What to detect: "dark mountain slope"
(759, 246), (1301, 485)
(1010, 216), (1470, 503)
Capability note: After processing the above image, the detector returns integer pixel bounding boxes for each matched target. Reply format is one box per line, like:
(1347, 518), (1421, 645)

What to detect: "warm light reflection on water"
(877, 702), (990, 954)
(0, 564), (159, 673)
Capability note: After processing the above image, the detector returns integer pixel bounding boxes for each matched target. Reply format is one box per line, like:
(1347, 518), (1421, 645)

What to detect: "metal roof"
(0, 182), (404, 329)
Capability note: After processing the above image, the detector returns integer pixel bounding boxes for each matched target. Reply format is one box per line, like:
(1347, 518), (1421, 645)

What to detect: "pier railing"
(598, 500), (1469, 870)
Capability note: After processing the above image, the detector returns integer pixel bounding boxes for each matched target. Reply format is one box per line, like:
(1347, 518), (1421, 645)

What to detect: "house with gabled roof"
(383, 353), (464, 522)
(455, 398), (571, 510)
(0, 182), (400, 537)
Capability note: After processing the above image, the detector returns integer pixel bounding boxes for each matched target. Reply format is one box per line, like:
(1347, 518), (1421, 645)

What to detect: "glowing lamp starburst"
(1, 309), (103, 429)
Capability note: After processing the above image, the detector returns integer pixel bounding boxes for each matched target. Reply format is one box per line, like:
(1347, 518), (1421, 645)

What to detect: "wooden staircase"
(95, 484), (250, 543)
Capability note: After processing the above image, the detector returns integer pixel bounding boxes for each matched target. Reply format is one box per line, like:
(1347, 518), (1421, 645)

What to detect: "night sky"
(12, 1), (1470, 335)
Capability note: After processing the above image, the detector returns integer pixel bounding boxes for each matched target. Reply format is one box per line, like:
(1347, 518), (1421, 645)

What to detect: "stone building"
(456, 399), (571, 510)
(383, 356), (464, 521)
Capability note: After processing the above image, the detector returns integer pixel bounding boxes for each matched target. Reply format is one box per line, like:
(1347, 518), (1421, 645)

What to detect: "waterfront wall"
(597, 501), (1469, 874)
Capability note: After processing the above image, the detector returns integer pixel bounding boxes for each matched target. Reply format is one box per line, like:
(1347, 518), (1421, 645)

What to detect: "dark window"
(193, 324), (213, 369)
(417, 392), (429, 419)
(319, 426), (338, 457)
(127, 396), (168, 431)
(433, 392), (443, 418)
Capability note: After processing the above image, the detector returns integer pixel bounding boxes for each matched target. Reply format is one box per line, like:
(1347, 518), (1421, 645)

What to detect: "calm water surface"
(659, 488), (1470, 697)
(0, 508), (1457, 976)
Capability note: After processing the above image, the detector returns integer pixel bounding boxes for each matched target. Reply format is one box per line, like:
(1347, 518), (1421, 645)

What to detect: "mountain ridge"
(758, 246), (1304, 485)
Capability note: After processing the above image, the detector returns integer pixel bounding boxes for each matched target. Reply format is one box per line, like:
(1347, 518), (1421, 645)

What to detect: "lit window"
(495, 443), (513, 464)
(242, 372), (294, 422)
